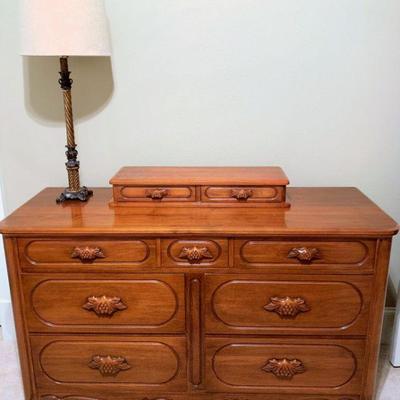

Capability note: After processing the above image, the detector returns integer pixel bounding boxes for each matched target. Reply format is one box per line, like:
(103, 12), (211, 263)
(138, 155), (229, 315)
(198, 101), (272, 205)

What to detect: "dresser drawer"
(39, 394), (359, 400)
(235, 239), (375, 272)
(206, 274), (371, 335)
(113, 185), (196, 202)
(206, 337), (364, 394)
(201, 186), (285, 203)
(219, 395), (359, 400)
(31, 335), (187, 393)
(162, 239), (228, 267)
(23, 274), (185, 333)
(18, 238), (157, 270)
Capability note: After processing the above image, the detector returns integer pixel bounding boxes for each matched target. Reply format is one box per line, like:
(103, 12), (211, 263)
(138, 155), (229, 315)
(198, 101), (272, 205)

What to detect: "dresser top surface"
(110, 166), (289, 186)
(0, 187), (397, 236)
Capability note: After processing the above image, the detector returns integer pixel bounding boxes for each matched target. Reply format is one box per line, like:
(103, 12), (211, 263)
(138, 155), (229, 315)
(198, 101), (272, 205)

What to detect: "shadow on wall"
(387, 279), (397, 307)
(22, 56), (114, 125)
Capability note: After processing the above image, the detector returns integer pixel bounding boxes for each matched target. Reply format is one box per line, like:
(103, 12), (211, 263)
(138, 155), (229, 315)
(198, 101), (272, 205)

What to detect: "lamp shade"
(21, 0), (111, 56)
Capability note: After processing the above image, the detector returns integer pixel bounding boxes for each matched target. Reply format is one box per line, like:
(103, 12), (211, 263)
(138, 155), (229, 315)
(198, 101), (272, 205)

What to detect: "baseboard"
(0, 300), (15, 341)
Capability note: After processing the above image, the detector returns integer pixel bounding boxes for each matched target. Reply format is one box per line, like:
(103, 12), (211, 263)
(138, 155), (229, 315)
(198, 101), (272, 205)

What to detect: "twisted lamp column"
(56, 57), (93, 203)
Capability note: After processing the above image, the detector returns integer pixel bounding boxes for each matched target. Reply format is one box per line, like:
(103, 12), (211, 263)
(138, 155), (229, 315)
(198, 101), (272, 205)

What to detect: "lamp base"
(56, 187), (93, 204)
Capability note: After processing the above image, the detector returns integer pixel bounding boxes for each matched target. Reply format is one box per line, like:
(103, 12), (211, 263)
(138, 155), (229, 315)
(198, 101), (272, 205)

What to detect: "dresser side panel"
(3, 236), (36, 400)
(362, 238), (392, 400)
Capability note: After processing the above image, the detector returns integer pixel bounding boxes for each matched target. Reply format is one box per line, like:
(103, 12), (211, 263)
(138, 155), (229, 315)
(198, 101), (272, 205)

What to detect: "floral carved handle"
(288, 247), (319, 264)
(262, 358), (306, 379)
(71, 246), (105, 262)
(178, 246), (213, 264)
(231, 189), (253, 201)
(83, 295), (127, 317)
(146, 188), (168, 200)
(264, 296), (310, 318)
(89, 355), (131, 377)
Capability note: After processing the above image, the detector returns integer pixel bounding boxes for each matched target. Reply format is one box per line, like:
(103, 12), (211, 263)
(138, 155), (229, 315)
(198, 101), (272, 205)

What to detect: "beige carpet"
(0, 341), (399, 399)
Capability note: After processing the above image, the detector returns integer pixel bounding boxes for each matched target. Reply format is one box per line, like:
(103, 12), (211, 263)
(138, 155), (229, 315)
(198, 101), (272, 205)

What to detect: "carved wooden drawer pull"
(178, 246), (213, 264)
(288, 247), (319, 263)
(146, 188), (168, 200)
(89, 355), (131, 377)
(264, 296), (310, 318)
(231, 188), (253, 200)
(83, 295), (127, 317)
(262, 358), (306, 379)
(71, 246), (105, 262)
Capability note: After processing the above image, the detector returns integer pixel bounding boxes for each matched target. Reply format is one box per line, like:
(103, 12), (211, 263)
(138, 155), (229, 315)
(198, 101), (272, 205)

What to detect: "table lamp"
(21, 0), (111, 203)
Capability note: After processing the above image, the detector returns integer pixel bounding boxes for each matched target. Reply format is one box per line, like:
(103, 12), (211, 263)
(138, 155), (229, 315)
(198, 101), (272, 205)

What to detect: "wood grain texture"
(189, 278), (202, 387)
(38, 393), (359, 400)
(40, 388), (360, 400)
(0, 175), (398, 400)
(114, 186), (196, 203)
(206, 337), (364, 394)
(31, 335), (187, 392)
(19, 238), (156, 267)
(23, 274), (185, 333)
(201, 186), (285, 203)
(110, 167), (289, 186)
(3, 237), (36, 400)
(0, 188), (397, 236)
(206, 274), (371, 336)
(235, 239), (375, 271)
(362, 239), (392, 400)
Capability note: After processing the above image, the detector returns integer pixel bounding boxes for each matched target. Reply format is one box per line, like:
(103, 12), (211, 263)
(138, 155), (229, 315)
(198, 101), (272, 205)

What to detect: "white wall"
(0, 172), (15, 340)
(0, 177), (8, 301)
(0, 0), (400, 288)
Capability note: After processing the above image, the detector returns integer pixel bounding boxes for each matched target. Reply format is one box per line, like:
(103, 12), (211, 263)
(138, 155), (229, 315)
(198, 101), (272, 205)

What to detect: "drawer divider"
(189, 277), (202, 387)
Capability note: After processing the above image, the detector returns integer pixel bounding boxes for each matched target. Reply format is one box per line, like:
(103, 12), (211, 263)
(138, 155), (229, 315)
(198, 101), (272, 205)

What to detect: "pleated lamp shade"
(20, 0), (111, 56)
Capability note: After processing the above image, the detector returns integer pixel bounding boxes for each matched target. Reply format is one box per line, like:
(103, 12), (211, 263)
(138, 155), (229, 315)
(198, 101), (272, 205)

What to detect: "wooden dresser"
(0, 167), (398, 400)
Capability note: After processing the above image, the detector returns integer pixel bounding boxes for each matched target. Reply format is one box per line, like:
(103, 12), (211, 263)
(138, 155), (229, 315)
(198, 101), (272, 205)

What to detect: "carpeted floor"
(0, 341), (399, 399)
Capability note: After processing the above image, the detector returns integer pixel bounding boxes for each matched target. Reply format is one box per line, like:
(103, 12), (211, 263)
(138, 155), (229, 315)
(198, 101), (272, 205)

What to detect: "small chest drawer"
(32, 335), (187, 392)
(113, 185), (196, 202)
(206, 274), (371, 335)
(162, 238), (228, 267)
(23, 274), (185, 333)
(206, 337), (364, 394)
(235, 239), (375, 272)
(201, 186), (285, 203)
(18, 238), (156, 269)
